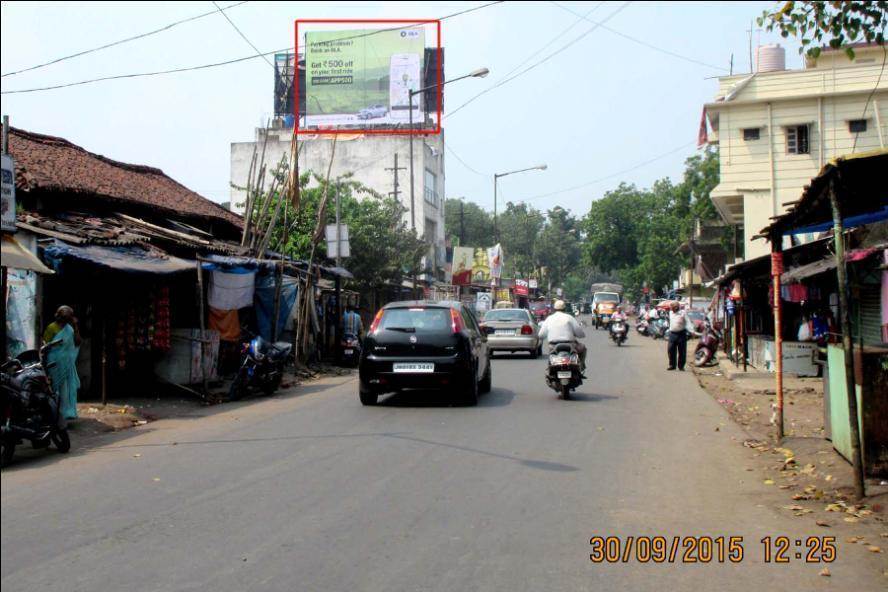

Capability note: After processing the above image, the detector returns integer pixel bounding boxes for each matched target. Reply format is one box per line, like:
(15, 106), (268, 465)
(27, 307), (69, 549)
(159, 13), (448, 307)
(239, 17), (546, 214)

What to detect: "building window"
(849, 119), (867, 133)
(785, 125), (810, 155)
(742, 128), (760, 141)
(423, 169), (438, 207)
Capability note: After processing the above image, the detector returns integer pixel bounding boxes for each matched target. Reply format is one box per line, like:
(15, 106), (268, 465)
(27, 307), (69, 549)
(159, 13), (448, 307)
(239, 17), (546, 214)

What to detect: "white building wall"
(708, 47), (888, 260)
(230, 129), (446, 266)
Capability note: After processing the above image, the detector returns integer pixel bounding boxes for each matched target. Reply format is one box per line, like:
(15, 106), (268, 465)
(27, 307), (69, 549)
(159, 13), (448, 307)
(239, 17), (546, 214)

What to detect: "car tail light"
(368, 309), (385, 335)
(450, 308), (464, 334)
(520, 324), (533, 335)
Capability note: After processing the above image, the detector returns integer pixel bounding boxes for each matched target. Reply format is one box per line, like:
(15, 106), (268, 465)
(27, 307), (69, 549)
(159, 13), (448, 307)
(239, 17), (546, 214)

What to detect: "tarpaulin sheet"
(1, 234), (53, 274)
(42, 240), (194, 275)
(254, 272), (298, 342)
(208, 270), (255, 309)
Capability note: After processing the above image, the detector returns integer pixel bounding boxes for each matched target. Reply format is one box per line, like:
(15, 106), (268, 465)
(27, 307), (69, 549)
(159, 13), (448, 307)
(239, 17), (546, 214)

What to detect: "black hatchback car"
(358, 300), (492, 406)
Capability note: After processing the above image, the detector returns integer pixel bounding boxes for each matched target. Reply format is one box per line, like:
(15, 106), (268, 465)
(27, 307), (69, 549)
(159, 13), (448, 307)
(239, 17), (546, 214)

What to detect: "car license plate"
(557, 371), (572, 379)
(495, 329), (516, 335)
(344, 349), (354, 355)
(393, 363), (434, 373)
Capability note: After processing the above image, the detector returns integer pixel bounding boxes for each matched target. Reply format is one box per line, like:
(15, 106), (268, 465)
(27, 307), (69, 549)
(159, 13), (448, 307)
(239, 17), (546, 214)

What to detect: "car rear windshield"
(593, 293), (620, 303)
(484, 310), (529, 322)
(380, 308), (452, 333)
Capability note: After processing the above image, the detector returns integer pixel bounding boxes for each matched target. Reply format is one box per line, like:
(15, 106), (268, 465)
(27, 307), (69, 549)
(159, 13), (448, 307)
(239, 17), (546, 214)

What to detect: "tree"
(535, 207), (581, 288)
(251, 173), (425, 293)
(758, 1), (887, 59)
(497, 201), (545, 278)
(444, 198), (494, 247)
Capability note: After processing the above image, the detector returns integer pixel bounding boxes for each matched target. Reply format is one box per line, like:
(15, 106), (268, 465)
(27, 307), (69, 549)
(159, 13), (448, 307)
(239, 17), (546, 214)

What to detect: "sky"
(0, 1), (803, 219)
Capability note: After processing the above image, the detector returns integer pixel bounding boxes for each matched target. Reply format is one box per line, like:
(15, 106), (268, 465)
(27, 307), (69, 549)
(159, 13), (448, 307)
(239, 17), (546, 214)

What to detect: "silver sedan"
(481, 308), (542, 357)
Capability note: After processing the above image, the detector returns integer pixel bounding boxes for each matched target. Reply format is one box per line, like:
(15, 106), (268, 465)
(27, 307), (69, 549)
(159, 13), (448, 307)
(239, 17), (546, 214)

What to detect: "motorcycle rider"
(539, 300), (587, 373)
(610, 306), (628, 341)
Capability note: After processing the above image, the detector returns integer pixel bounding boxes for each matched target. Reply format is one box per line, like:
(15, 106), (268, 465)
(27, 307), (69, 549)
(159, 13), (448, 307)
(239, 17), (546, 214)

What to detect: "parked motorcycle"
(229, 335), (293, 400)
(545, 342), (583, 399)
(651, 314), (669, 340)
(1, 341), (71, 467)
(609, 317), (628, 346)
(694, 319), (723, 367)
(340, 332), (362, 367)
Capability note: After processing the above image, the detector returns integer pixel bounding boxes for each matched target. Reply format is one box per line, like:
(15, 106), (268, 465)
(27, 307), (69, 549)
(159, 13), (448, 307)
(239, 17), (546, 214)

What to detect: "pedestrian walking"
(42, 305), (82, 420)
(666, 301), (689, 371)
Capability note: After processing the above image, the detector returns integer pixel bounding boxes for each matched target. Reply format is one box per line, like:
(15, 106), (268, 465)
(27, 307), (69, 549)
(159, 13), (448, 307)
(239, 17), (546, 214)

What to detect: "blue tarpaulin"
(254, 271), (298, 341)
(42, 241), (195, 275)
(782, 205), (888, 236)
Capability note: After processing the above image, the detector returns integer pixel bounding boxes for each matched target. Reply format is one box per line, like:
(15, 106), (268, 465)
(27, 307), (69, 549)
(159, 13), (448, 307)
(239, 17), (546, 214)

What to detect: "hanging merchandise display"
(114, 286), (172, 370)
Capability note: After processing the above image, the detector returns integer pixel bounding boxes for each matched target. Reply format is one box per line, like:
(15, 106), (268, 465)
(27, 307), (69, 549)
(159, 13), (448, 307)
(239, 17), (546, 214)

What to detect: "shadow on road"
(564, 392), (620, 403)
(379, 388), (515, 408)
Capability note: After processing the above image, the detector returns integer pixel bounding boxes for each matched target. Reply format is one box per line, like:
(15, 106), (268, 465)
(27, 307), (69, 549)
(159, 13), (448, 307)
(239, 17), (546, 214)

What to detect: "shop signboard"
(514, 278), (529, 296)
(1, 154), (16, 233)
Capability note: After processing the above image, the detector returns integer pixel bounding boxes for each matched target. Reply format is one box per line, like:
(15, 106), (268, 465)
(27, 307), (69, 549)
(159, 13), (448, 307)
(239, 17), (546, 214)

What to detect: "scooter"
(545, 342), (583, 399)
(1, 341), (71, 467)
(340, 333), (362, 367)
(651, 314), (669, 340)
(229, 334), (293, 400)
(694, 319), (723, 367)
(635, 317), (650, 336)
(609, 317), (628, 346)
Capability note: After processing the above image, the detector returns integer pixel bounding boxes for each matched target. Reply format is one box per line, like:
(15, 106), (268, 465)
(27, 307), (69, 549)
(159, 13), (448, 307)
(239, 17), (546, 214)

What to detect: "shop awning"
(1, 234), (54, 274)
(781, 258), (837, 283)
(42, 241), (196, 275)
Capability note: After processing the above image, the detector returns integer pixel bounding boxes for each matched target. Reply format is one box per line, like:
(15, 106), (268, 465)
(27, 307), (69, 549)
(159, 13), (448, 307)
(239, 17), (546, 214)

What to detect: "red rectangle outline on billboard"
(295, 19), (442, 136)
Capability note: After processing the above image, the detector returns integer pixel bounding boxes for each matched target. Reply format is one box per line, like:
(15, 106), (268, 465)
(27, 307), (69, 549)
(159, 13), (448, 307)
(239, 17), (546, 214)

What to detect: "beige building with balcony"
(703, 44), (887, 260)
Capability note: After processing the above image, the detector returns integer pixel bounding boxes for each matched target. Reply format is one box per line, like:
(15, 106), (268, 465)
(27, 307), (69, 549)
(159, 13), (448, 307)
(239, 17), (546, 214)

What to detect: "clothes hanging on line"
(208, 270), (255, 310)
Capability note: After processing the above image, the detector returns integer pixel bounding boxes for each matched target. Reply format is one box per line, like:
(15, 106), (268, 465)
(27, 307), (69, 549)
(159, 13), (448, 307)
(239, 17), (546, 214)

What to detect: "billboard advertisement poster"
(487, 243), (503, 279)
(471, 247), (490, 284)
(451, 246), (473, 286)
(304, 27), (424, 128)
(528, 278), (538, 289)
(514, 279), (529, 296)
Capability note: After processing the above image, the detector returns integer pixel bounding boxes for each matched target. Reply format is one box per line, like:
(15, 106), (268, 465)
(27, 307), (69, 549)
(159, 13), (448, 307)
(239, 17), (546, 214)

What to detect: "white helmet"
(553, 299), (566, 311)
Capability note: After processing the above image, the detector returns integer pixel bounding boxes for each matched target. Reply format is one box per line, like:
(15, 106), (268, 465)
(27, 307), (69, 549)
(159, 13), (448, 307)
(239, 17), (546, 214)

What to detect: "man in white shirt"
(667, 301), (689, 371)
(539, 300), (587, 371)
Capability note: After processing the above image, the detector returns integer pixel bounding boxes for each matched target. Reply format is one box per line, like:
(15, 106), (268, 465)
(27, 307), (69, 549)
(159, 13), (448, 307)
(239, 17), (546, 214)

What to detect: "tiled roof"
(7, 126), (241, 228)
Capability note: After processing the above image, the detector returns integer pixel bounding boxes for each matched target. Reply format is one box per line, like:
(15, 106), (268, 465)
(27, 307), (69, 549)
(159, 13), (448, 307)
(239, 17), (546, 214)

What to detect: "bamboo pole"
(828, 176), (866, 499)
(771, 231), (784, 441)
(196, 260), (209, 395)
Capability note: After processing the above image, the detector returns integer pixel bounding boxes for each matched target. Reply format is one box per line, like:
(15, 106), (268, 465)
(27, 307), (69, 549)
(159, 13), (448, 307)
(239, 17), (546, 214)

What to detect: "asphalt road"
(2, 322), (884, 591)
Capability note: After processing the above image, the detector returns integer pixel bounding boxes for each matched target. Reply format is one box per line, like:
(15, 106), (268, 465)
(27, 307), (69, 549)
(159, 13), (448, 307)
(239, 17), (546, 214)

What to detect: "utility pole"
(334, 181), (342, 363)
(386, 152), (405, 202)
(459, 199), (465, 245)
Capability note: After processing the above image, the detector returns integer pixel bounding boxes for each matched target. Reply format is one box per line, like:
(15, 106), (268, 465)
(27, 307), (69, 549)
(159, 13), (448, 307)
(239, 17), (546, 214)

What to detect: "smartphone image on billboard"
(389, 53), (421, 122)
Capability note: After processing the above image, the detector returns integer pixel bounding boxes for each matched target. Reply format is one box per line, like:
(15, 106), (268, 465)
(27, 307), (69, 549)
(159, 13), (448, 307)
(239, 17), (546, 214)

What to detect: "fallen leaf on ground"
(819, 567), (830, 577)
(764, 479), (775, 485)
(847, 536), (864, 543)
(153, 477), (161, 482)
(868, 546), (882, 553)
(783, 505), (806, 511)
(844, 517), (859, 523)
(133, 453), (141, 458)
(816, 520), (831, 527)
(778, 484), (793, 489)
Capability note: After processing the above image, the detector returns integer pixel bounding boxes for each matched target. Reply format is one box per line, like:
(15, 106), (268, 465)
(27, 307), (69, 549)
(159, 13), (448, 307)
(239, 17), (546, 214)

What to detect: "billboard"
(304, 26), (425, 128)
(452, 246), (473, 286)
(471, 247), (490, 284)
(514, 279), (529, 296)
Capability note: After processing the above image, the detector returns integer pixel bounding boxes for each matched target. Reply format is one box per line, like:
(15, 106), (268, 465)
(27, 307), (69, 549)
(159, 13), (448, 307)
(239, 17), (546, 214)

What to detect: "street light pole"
(406, 67), (489, 297)
(493, 164), (547, 244)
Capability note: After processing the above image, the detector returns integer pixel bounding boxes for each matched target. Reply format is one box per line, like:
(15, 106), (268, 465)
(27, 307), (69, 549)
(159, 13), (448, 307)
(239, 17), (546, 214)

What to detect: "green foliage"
(444, 198), (494, 247)
(534, 206), (582, 288)
(497, 201), (545, 278)
(581, 147), (722, 299)
(252, 172), (425, 292)
(758, 1), (887, 59)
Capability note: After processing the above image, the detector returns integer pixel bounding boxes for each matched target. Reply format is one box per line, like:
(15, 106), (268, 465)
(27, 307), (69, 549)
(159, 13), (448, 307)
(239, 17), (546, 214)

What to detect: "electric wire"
(549, 0), (729, 72)
(211, 0), (272, 67)
(1, 1), (506, 95)
(1, 1), (250, 78)
(445, 1), (632, 119)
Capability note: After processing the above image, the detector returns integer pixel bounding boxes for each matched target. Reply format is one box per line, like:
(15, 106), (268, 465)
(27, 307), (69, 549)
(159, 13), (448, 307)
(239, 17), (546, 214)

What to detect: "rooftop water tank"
(756, 44), (786, 73)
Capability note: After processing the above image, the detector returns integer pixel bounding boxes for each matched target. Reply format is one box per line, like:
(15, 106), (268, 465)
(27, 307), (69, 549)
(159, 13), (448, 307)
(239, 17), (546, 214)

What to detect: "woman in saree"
(43, 306), (82, 420)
